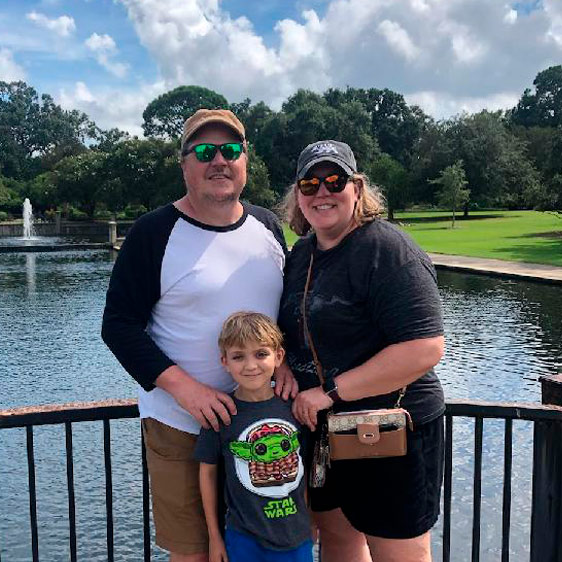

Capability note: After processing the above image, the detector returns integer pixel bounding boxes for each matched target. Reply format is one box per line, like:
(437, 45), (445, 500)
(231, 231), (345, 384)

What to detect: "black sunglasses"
(297, 173), (350, 196)
(182, 142), (244, 162)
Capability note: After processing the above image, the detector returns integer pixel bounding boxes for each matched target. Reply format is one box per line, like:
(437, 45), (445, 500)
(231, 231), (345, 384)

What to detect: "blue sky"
(1, 0), (560, 135)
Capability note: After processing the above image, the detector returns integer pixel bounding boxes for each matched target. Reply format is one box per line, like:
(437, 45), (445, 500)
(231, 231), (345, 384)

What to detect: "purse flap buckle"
(357, 423), (380, 444)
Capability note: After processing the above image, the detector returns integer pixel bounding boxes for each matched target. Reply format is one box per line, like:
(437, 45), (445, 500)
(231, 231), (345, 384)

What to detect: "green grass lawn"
(283, 210), (562, 266)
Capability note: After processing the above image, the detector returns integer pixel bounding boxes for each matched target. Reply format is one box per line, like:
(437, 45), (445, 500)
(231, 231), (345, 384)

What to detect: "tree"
(510, 125), (562, 210)
(254, 90), (378, 194)
(54, 151), (109, 218)
(104, 139), (183, 210)
(93, 127), (130, 152)
(441, 111), (540, 214)
(511, 66), (562, 128)
(0, 81), (95, 179)
(0, 174), (22, 212)
(429, 161), (470, 228)
(243, 152), (276, 208)
(324, 87), (430, 165)
(142, 86), (229, 140)
(230, 99), (273, 144)
(409, 118), (452, 205)
(26, 172), (58, 213)
(368, 154), (409, 220)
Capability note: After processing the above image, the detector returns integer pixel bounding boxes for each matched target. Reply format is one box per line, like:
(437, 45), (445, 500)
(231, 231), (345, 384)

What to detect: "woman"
(277, 140), (445, 562)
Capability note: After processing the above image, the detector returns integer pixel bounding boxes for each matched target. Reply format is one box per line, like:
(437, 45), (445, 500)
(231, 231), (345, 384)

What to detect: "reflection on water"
(0, 253), (560, 561)
(438, 270), (562, 403)
(25, 253), (36, 295)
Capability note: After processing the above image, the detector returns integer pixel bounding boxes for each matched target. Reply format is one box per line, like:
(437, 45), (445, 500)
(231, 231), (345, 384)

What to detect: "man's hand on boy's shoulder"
(273, 362), (299, 400)
(156, 365), (237, 431)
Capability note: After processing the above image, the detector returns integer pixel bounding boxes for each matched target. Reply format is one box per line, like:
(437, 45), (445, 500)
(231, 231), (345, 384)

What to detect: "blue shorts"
(225, 528), (313, 562)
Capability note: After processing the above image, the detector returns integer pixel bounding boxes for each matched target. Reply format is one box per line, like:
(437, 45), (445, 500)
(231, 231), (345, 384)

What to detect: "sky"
(1, 0), (561, 136)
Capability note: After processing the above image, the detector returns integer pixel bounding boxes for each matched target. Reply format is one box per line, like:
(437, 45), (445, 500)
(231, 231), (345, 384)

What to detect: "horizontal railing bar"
(3, 399), (562, 430)
(0, 400), (138, 428)
(445, 400), (562, 421)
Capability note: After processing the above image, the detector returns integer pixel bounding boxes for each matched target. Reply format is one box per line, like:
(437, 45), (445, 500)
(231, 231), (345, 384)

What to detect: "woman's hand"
(274, 362), (299, 400)
(292, 387), (333, 431)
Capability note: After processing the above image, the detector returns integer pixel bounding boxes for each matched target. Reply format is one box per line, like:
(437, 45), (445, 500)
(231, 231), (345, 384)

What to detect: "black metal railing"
(2, 399), (562, 562)
(443, 400), (562, 562)
(0, 400), (146, 562)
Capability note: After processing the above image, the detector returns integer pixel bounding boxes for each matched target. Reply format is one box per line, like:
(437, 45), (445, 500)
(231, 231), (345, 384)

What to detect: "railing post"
(108, 221), (117, 246)
(530, 374), (562, 562)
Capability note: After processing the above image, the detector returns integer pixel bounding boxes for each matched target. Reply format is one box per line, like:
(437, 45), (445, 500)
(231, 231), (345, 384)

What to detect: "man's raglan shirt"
(102, 203), (287, 434)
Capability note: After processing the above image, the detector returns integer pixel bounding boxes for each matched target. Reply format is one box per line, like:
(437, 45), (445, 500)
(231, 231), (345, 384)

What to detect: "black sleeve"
(245, 203), (289, 257)
(369, 257), (444, 345)
(101, 207), (177, 391)
(194, 427), (221, 464)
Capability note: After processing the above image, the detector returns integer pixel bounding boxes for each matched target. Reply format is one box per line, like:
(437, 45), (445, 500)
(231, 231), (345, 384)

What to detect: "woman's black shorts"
(309, 414), (444, 539)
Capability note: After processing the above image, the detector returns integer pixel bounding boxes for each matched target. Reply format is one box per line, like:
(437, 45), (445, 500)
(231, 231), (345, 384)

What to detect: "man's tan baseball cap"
(181, 109), (245, 151)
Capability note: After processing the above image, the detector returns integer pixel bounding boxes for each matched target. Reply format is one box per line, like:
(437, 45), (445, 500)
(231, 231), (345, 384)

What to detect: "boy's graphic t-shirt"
(195, 395), (311, 551)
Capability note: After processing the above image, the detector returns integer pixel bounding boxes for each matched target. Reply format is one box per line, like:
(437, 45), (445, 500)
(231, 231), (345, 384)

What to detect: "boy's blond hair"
(219, 311), (283, 355)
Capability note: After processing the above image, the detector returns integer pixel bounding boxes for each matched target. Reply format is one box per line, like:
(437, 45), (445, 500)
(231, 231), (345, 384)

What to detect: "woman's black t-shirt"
(278, 219), (445, 425)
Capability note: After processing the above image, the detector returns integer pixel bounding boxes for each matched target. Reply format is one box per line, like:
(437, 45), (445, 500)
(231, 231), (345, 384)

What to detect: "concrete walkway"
(429, 253), (562, 285)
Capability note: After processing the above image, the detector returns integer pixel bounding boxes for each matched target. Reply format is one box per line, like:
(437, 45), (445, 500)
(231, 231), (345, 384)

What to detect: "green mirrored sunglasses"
(183, 142), (244, 162)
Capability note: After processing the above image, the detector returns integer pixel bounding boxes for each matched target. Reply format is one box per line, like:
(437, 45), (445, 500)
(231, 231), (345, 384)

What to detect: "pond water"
(0, 250), (561, 561)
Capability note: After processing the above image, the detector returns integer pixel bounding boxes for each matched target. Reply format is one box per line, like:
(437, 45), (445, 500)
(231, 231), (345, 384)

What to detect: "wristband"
(322, 378), (342, 403)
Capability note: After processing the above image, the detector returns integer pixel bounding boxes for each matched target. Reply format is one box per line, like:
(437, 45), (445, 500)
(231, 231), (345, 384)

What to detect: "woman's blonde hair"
(281, 172), (385, 237)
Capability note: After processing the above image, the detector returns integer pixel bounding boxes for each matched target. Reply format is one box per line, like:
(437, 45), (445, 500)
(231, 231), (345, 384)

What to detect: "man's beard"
(203, 192), (238, 204)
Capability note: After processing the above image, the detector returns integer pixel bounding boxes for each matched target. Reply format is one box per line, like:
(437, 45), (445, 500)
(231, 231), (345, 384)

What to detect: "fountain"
(0, 199), (120, 252)
(22, 198), (35, 239)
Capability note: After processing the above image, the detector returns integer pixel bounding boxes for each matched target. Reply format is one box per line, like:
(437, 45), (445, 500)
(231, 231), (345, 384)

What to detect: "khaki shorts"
(142, 418), (208, 555)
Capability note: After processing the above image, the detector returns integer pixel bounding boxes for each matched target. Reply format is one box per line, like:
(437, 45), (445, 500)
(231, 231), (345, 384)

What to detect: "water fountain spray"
(23, 198), (35, 239)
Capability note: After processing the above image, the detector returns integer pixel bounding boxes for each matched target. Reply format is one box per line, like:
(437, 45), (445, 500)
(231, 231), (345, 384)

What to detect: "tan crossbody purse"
(301, 252), (413, 464)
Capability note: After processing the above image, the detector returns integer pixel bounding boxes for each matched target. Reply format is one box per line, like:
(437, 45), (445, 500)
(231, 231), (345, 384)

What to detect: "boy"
(194, 311), (313, 562)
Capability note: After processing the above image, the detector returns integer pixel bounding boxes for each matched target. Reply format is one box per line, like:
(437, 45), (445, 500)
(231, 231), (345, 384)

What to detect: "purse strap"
(302, 252), (324, 385)
(301, 251), (407, 409)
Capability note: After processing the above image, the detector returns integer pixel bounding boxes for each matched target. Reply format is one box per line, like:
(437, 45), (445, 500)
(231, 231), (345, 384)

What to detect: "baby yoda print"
(229, 422), (302, 490)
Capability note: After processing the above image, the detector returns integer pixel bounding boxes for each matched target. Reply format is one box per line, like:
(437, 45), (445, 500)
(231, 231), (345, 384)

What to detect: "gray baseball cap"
(296, 140), (357, 181)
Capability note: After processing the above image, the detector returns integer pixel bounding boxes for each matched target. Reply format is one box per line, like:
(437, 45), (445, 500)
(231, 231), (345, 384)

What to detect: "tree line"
(1, 66), (561, 221)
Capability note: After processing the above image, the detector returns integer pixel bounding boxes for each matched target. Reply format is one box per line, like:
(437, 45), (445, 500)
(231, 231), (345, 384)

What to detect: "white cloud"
(85, 33), (117, 53)
(406, 90), (520, 120)
(378, 19), (421, 62)
(26, 11), (76, 37)
(0, 48), (26, 82)
(49, 0), (562, 134)
(58, 81), (166, 135)
(504, 9), (518, 24)
(115, 0), (554, 111)
(544, 0), (562, 49)
(85, 33), (128, 78)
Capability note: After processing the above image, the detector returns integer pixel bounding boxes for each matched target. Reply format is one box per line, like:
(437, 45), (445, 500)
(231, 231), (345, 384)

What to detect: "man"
(102, 109), (295, 562)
